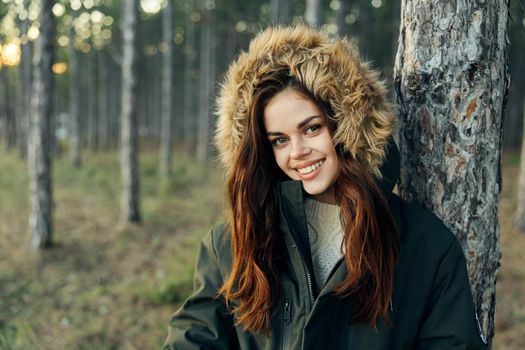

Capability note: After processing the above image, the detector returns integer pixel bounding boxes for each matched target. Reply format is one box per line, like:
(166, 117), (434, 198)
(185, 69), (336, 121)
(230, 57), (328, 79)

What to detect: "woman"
(164, 25), (487, 349)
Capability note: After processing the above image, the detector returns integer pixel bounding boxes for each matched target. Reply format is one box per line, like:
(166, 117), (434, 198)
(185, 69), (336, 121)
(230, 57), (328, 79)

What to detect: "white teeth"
(298, 160), (324, 174)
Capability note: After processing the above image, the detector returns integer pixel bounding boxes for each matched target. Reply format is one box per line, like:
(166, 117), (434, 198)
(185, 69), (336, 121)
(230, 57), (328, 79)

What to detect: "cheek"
(272, 149), (290, 173)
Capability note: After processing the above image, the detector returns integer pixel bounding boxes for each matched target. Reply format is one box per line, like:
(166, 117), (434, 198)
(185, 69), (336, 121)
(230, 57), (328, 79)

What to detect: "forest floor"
(0, 148), (523, 349)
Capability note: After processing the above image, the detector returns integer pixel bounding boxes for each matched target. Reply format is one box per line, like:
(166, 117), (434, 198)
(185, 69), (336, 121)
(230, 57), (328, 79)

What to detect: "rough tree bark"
(69, 22), (81, 167)
(394, 0), (509, 347)
(120, 0), (141, 223)
(514, 98), (525, 232)
(305, 0), (322, 27)
(159, 0), (173, 176)
(28, 0), (56, 249)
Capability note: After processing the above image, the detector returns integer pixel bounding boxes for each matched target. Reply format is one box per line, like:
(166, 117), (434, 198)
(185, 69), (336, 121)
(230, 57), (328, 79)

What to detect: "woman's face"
(263, 89), (339, 203)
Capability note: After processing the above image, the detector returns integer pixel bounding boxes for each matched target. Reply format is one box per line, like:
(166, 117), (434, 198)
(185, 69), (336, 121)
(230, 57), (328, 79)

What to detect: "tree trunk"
(271, 0), (290, 25)
(18, 0), (32, 159)
(87, 48), (99, 151)
(514, 98), (525, 232)
(28, 0), (56, 250)
(1, 69), (17, 150)
(503, 30), (524, 150)
(336, 0), (349, 36)
(305, 0), (322, 27)
(69, 23), (81, 167)
(98, 49), (109, 149)
(160, 0), (173, 176)
(120, 0), (141, 223)
(196, 7), (214, 162)
(184, 0), (196, 155)
(108, 54), (120, 149)
(394, 0), (509, 347)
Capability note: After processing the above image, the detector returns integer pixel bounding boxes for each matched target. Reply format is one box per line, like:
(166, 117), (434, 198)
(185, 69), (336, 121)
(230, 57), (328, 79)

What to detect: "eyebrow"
(266, 115), (322, 136)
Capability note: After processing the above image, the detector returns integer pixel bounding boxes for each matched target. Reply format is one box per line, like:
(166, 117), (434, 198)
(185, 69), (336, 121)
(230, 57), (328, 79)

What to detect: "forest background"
(0, 0), (524, 349)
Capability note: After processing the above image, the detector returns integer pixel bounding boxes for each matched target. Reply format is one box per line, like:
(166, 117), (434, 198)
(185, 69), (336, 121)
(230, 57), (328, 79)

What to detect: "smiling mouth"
(296, 160), (324, 175)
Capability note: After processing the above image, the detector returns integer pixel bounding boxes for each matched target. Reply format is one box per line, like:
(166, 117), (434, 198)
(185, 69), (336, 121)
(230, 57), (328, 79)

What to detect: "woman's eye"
(271, 137), (288, 146)
(305, 125), (321, 134)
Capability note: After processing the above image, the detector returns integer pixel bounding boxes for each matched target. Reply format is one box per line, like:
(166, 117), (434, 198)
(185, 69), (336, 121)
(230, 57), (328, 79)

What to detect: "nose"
(290, 138), (311, 160)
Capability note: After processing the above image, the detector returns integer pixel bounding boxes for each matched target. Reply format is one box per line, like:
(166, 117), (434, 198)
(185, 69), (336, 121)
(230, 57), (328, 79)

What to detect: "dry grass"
(493, 152), (525, 350)
(0, 149), (523, 349)
(0, 150), (224, 349)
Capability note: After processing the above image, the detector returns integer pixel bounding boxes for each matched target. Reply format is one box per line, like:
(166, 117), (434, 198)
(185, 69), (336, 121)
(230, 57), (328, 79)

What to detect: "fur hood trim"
(215, 25), (395, 176)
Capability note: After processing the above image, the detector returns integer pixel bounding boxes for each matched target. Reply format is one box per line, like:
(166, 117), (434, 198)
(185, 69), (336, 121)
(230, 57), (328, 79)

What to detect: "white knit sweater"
(304, 197), (344, 290)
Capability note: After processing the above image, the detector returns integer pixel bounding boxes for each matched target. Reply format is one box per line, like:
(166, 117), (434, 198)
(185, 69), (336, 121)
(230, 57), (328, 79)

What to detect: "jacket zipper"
(282, 299), (292, 350)
(279, 192), (316, 303)
(291, 239), (315, 303)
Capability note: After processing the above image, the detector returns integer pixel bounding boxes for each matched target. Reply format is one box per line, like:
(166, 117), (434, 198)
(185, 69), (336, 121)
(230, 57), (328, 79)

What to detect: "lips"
(293, 159), (325, 180)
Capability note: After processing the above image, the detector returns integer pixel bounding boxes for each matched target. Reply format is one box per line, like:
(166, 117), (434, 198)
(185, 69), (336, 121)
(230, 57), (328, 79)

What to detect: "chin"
(302, 182), (330, 196)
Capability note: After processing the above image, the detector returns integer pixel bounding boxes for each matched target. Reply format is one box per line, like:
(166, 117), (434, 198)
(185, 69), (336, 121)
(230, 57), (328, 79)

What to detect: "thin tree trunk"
(28, 0), (56, 250)
(18, 0), (32, 159)
(305, 0), (322, 27)
(336, 0), (349, 36)
(69, 23), (81, 167)
(87, 48), (98, 151)
(514, 98), (525, 232)
(98, 49), (109, 149)
(503, 33), (524, 150)
(160, 0), (173, 175)
(394, 0), (509, 346)
(80, 53), (88, 149)
(109, 55), (120, 148)
(153, 54), (162, 143)
(1, 70), (17, 150)
(271, 0), (290, 25)
(120, 0), (141, 223)
(196, 7), (214, 162)
(184, 0), (196, 155)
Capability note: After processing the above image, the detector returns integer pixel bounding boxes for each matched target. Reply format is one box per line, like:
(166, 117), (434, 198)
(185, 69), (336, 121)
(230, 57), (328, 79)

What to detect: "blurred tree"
(196, 2), (215, 162)
(97, 50), (109, 149)
(183, 0), (197, 155)
(159, 0), (173, 176)
(28, 0), (56, 249)
(503, 4), (525, 150)
(17, 0), (32, 159)
(120, 0), (141, 223)
(305, 0), (322, 27)
(336, 0), (350, 36)
(271, 0), (290, 24)
(394, 0), (509, 347)
(87, 47), (99, 151)
(69, 14), (81, 167)
(514, 99), (525, 232)
(0, 68), (16, 150)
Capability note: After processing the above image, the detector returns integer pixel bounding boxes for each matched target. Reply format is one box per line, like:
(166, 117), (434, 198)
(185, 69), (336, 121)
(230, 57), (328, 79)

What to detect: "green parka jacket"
(163, 141), (487, 350)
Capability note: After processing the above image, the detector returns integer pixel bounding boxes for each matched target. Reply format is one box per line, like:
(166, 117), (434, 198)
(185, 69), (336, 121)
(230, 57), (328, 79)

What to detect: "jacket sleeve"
(415, 241), (488, 350)
(163, 229), (238, 350)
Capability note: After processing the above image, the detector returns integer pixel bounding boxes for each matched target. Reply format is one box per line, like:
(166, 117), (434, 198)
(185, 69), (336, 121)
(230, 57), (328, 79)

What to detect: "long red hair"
(219, 70), (399, 333)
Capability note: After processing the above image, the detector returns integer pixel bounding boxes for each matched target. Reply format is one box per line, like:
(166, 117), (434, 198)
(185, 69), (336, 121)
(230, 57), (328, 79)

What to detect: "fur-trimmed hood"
(215, 25), (395, 177)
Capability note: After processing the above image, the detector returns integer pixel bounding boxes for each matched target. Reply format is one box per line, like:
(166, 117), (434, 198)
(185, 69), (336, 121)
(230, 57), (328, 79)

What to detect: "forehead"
(263, 89), (323, 131)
